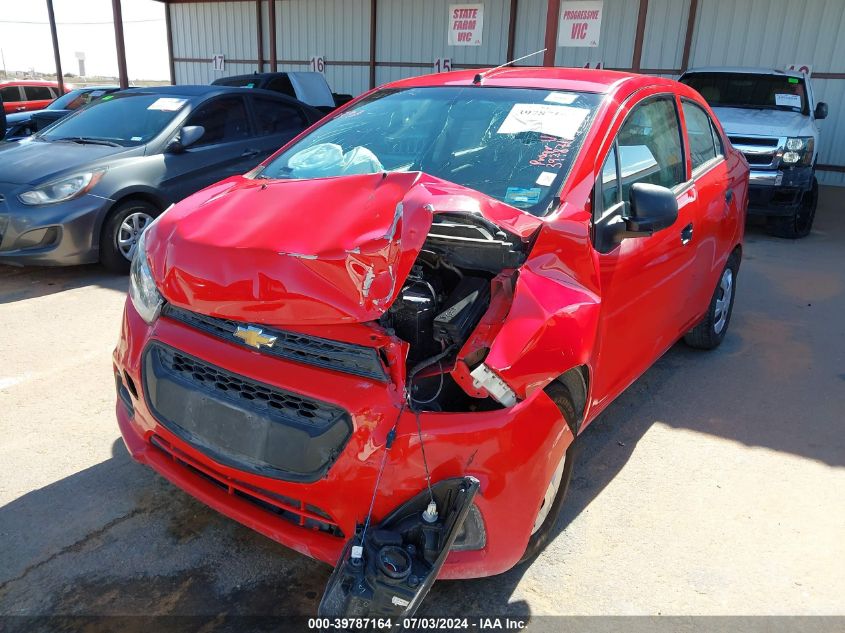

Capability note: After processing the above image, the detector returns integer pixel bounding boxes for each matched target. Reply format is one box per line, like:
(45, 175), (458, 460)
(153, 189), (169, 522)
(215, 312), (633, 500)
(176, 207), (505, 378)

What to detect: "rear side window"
(1, 86), (22, 101)
(682, 101), (718, 171)
(186, 97), (250, 146)
(617, 97), (685, 200)
(251, 97), (305, 136)
(24, 86), (54, 101)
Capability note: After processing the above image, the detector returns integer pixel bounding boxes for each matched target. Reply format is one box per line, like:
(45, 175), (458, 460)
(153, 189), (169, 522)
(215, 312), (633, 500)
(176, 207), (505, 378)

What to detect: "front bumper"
(113, 299), (573, 579)
(0, 185), (108, 266)
(747, 166), (814, 217)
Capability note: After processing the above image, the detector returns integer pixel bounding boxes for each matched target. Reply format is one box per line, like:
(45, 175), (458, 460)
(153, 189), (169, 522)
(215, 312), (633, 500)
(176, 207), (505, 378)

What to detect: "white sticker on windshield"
(536, 171), (557, 186)
(131, 136), (143, 141)
(147, 97), (187, 111)
(775, 93), (802, 108)
(544, 91), (578, 105)
(497, 104), (589, 140)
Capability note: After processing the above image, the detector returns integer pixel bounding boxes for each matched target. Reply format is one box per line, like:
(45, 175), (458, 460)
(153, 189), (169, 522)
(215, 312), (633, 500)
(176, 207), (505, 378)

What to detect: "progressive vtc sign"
(558, 1), (603, 48)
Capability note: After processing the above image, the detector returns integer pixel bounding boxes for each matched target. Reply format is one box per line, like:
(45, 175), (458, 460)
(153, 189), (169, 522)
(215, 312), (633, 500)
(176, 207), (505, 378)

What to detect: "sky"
(0, 0), (169, 80)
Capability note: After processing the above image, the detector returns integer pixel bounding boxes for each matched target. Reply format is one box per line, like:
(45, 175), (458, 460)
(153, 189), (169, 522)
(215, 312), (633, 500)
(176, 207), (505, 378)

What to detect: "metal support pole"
(111, 0), (129, 89)
(46, 0), (64, 93)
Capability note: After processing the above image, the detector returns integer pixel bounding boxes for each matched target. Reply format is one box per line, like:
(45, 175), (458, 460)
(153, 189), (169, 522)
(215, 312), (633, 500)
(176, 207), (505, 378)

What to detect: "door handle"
(681, 223), (694, 245)
(725, 189), (734, 204)
(241, 149), (260, 158)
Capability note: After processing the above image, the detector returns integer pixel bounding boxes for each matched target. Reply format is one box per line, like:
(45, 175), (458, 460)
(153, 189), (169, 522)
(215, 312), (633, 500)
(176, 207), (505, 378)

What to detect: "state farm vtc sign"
(558, 1), (603, 47)
(449, 3), (484, 46)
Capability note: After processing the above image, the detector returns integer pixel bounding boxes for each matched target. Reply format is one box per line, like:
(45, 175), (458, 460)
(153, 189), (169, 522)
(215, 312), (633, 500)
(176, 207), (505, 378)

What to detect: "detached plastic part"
(470, 363), (517, 407)
(318, 477), (481, 619)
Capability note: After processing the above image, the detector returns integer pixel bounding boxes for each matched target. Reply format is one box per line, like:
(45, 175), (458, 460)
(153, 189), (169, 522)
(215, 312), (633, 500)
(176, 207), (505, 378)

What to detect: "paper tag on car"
(544, 91), (578, 105)
(536, 171), (557, 186)
(775, 93), (802, 108)
(148, 98), (187, 111)
(497, 104), (589, 139)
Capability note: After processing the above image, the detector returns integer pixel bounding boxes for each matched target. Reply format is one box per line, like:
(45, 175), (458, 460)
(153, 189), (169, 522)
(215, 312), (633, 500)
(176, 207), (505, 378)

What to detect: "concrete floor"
(0, 189), (843, 626)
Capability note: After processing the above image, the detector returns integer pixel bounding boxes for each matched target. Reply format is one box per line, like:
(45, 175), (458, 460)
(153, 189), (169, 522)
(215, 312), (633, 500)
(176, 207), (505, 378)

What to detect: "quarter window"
(185, 97), (250, 146)
(682, 101), (718, 170)
(617, 97), (685, 201)
(600, 142), (621, 215)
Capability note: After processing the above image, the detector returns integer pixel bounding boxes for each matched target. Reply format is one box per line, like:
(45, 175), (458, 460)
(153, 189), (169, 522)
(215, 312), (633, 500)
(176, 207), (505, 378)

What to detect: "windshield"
(259, 86), (602, 216)
(49, 88), (113, 111)
(40, 93), (189, 146)
(680, 72), (808, 115)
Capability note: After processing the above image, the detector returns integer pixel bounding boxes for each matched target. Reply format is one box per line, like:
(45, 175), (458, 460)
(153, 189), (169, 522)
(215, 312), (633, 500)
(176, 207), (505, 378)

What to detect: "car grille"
(143, 343), (353, 482)
(150, 434), (344, 538)
(728, 135), (783, 168)
(162, 304), (388, 382)
(162, 347), (341, 425)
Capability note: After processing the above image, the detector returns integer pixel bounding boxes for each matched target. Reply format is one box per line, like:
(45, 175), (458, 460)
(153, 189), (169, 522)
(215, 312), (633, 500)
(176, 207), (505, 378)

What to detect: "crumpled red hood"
(147, 172), (541, 326)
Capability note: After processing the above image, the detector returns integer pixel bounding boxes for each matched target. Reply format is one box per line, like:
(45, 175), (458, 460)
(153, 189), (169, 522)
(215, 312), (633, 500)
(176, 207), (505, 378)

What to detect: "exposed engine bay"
(379, 212), (531, 411)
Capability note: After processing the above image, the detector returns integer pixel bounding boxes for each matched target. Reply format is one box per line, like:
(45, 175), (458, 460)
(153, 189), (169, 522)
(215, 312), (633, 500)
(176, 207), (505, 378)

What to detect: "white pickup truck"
(680, 67), (828, 238)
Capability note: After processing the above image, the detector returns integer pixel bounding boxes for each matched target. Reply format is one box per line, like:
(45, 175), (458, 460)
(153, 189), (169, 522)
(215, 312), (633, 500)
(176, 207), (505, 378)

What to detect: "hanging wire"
(359, 418), (398, 549)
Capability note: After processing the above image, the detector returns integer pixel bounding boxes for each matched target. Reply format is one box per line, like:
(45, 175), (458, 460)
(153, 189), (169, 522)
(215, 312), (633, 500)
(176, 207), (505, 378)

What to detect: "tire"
(683, 251), (740, 350)
(519, 383), (577, 564)
(770, 176), (818, 239)
(99, 199), (159, 274)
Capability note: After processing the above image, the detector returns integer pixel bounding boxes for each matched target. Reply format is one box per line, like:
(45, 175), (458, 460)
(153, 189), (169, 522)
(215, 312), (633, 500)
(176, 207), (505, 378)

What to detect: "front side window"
(616, 97), (685, 201)
(258, 86), (603, 216)
(682, 101), (718, 171)
(186, 96), (250, 146)
(40, 93), (189, 146)
(1, 86), (22, 102)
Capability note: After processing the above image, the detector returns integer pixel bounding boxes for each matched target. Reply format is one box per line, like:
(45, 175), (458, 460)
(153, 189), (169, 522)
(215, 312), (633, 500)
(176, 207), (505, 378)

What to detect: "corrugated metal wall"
(171, 1), (258, 83)
(167, 0), (845, 184)
(375, 0), (511, 86)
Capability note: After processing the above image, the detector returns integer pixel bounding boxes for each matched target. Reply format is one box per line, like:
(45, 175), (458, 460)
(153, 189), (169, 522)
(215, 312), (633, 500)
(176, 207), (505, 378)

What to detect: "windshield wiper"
(54, 136), (122, 147)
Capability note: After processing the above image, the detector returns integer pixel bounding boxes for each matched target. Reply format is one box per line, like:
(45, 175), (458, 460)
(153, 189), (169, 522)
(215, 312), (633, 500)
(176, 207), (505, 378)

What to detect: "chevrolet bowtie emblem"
(233, 325), (277, 349)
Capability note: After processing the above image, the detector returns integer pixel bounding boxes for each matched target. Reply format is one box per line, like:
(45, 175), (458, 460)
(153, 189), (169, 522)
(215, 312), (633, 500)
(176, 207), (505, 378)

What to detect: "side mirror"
(814, 102), (828, 120)
(166, 125), (204, 153)
(622, 183), (679, 238)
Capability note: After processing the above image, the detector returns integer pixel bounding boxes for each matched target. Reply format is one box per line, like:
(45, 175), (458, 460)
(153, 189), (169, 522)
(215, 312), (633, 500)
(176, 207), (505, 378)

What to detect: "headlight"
(129, 230), (163, 324)
(783, 137), (814, 165)
(19, 170), (104, 205)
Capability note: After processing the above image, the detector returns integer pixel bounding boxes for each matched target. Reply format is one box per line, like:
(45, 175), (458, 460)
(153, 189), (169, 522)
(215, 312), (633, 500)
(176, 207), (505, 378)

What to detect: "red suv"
(0, 80), (67, 113)
(114, 68), (748, 617)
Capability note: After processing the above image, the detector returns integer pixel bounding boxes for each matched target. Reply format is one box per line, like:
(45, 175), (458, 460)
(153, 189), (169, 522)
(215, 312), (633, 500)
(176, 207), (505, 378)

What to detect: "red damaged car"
(114, 68), (747, 616)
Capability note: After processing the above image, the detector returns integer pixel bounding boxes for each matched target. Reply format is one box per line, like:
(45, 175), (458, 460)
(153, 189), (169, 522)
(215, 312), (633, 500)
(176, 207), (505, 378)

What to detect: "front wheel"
(684, 252), (740, 350)
(770, 176), (818, 239)
(99, 200), (158, 274)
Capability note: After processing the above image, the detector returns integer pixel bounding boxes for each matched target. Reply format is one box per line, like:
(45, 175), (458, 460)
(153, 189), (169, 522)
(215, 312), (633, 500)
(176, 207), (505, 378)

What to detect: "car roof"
(682, 66), (806, 79)
(381, 67), (677, 97)
(0, 79), (61, 86)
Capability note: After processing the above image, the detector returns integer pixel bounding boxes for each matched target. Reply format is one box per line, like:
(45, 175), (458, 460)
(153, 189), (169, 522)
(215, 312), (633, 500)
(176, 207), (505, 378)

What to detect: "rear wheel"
(770, 176), (818, 239)
(519, 385), (577, 564)
(99, 200), (158, 274)
(684, 251), (740, 350)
